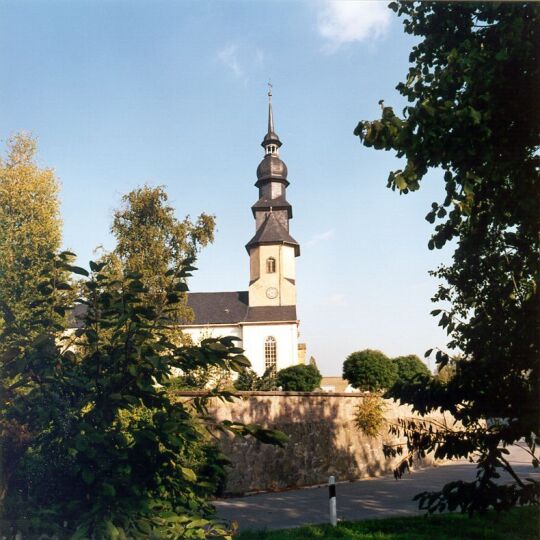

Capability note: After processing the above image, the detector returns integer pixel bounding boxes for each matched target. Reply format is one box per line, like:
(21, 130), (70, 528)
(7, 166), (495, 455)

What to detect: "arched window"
(266, 257), (276, 273)
(264, 336), (277, 375)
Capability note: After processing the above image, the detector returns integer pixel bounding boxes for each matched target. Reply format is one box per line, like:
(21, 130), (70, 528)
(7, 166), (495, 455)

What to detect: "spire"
(262, 82), (282, 154)
(267, 82), (274, 134)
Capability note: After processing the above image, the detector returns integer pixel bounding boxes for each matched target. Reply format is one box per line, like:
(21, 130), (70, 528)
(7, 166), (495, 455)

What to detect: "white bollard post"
(328, 475), (337, 526)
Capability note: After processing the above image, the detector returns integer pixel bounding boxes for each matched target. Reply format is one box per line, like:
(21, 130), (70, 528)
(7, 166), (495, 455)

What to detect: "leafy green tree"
(276, 364), (322, 392)
(393, 355), (431, 383)
(0, 134), (66, 511)
(356, 2), (539, 513)
(234, 367), (278, 391)
(0, 133), (62, 344)
(110, 185), (215, 324)
(343, 350), (398, 392)
(2, 255), (287, 538)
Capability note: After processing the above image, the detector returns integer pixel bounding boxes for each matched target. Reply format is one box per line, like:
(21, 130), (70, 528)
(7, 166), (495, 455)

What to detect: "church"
(180, 91), (304, 376)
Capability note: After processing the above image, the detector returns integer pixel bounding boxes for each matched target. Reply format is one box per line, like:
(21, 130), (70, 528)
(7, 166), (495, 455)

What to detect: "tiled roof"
(68, 292), (296, 328)
(251, 195), (292, 218)
(245, 212), (300, 256)
(187, 291), (248, 325)
(186, 291), (297, 325)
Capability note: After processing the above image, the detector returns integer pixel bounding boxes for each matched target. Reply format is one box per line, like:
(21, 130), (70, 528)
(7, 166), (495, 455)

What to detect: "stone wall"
(177, 391), (448, 495)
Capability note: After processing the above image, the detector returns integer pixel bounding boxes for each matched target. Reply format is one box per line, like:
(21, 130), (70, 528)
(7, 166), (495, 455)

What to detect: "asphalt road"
(214, 446), (539, 531)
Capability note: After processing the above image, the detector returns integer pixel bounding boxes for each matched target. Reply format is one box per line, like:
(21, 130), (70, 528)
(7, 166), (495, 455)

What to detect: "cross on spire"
(267, 81), (275, 135)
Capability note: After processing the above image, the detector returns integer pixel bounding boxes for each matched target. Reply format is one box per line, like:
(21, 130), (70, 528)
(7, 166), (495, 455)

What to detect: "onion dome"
(256, 154), (288, 182)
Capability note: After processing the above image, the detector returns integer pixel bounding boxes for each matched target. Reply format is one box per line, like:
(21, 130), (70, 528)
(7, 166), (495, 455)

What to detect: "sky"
(1, 1), (453, 375)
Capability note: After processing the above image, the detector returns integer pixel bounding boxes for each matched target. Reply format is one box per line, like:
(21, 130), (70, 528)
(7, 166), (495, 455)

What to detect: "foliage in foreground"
(275, 364), (322, 392)
(1, 254), (287, 539)
(355, 1), (539, 514)
(236, 506), (539, 540)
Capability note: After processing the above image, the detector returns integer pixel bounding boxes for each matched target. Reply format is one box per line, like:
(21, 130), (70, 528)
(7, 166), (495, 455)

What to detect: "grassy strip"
(236, 506), (540, 540)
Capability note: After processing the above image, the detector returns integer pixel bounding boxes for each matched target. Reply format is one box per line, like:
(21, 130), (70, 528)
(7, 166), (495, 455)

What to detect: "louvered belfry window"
(264, 336), (277, 375)
(266, 257), (276, 273)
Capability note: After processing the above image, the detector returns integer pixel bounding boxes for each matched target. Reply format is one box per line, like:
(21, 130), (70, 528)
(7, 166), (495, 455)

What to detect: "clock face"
(266, 287), (278, 299)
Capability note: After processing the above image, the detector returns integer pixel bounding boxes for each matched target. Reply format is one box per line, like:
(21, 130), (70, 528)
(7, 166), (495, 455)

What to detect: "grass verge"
(235, 506), (540, 540)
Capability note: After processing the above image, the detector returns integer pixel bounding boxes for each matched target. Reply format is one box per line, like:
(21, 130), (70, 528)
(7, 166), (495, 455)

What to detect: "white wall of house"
(181, 325), (242, 345)
(241, 322), (299, 375)
(180, 322), (300, 376)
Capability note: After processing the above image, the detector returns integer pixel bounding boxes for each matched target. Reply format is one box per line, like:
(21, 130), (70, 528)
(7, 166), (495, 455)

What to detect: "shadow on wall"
(206, 394), (409, 495)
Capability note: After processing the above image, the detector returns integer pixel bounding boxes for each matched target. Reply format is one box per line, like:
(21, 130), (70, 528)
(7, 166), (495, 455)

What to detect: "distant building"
(320, 377), (356, 393)
(180, 90), (304, 375)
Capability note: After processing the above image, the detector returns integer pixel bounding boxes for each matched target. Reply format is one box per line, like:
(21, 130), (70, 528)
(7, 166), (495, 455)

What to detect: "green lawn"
(235, 506), (540, 540)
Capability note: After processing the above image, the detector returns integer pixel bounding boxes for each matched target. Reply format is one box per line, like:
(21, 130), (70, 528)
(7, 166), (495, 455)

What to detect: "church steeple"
(246, 89), (300, 308)
(262, 85), (282, 156)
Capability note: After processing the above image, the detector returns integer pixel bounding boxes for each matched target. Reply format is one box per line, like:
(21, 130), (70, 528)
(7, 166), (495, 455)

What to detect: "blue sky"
(1, 1), (452, 375)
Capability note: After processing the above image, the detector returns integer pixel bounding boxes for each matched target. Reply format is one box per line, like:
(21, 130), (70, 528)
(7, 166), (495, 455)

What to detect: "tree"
(343, 350), (397, 392)
(0, 134), (65, 512)
(110, 185), (215, 324)
(234, 367), (278, 391)
(355, 2), (539, 513)
(2, 254), (287, 538)
(0, 133), (62, 344)
(276, 364), (322, 392)
(393, 355), (431, 383)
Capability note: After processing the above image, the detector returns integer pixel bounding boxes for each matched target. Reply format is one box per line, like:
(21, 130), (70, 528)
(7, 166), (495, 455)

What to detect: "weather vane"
(268, 80), (273, 98)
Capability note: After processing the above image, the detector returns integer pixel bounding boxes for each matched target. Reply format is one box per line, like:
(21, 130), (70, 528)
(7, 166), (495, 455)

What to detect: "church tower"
(246, 88), (300, 308)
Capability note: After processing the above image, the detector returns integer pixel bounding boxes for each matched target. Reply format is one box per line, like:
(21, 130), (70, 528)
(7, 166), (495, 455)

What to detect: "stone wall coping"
(171, 390), (370, 398)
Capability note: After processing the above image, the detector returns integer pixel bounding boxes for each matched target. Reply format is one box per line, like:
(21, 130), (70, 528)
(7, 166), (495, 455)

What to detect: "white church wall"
(181, 325), (242, 345)
(241, 322), (298, 375)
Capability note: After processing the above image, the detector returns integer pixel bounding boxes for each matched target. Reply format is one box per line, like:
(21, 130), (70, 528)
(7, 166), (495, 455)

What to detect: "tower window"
(266, 257), (276, 273)
(264, 336), (277, 376)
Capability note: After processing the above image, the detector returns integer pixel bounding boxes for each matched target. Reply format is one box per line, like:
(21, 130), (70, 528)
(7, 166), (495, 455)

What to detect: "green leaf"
(395, 174), (408, 190)
(67, 265), (90, 277)
(186, 518), (210, 529)
(102, 483), (116, 497)
(82, 469), (95, 485)
(180, 466), (197, 482)
(469, 107), (482, 125)
(495, 49), (508, 61)
(89, 260), (107, 272)
(232, 354), (251, 367)
(1, 347), (19, 363)
(70, 525), (90, 540)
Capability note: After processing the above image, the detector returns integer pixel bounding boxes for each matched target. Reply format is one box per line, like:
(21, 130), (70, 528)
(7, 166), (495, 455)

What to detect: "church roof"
(68, 292), (296, 329)
(251, 195), (292, 218)
(256, 154), (288, 183)
(186, 291), (297, 325)
(245, 212), (300, 256)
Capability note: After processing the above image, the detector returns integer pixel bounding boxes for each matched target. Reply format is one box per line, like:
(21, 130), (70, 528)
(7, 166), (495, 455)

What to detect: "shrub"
(234, 367), (278, 391)
(354, 395), (387, 437)
(343, 349), (397, 391)
(234, 367), (260, 390)
(393, 355), (431, 383)
(276, 364), (322, 392)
